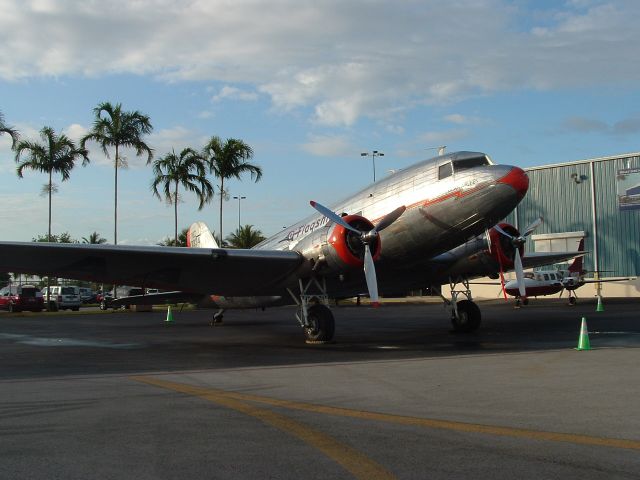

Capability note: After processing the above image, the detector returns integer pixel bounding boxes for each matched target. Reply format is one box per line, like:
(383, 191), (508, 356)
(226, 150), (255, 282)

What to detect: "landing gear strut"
(287, 277), (335, 344)
(441, 277), (481, 333)
(210, 309), (225, 326)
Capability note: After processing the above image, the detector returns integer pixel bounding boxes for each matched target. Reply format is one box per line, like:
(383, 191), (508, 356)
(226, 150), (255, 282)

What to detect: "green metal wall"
(506, 154), (640, 277)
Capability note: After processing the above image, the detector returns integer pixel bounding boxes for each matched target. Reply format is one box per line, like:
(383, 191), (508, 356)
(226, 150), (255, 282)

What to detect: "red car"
(0, 284), (45, 312)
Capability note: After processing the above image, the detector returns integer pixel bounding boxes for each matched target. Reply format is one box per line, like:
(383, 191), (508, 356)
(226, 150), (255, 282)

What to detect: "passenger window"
(543, 274), (549, 280)
(438, 162), (452, 180)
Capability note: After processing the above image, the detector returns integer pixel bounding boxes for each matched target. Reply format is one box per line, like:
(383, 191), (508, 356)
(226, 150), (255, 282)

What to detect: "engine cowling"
(295, 214), (382, 274)
(487, 223), (524, 270)
(434, 222), (525, 279)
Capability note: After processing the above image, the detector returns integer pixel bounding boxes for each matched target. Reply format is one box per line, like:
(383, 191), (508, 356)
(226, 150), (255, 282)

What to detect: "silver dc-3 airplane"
(0, 151), (584, 343)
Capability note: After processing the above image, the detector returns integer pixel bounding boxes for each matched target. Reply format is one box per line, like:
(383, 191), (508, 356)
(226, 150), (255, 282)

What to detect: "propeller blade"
(374, 205), (406, 233)
(514, 248), (526, 299)
(310, 201), (360, 234)
(493, 224), (514, 240)
(363, 244), (380, 307)
(522, 216), (543, 237)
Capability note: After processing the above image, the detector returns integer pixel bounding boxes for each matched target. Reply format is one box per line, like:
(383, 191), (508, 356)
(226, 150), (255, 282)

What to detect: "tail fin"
(568, 238), (585, 273)
(187, 222), (219, 248)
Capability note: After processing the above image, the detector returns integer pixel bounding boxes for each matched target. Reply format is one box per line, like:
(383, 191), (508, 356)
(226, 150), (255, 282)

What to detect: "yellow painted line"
(132, 376), (395, 480)
(132, 376), (640, 452)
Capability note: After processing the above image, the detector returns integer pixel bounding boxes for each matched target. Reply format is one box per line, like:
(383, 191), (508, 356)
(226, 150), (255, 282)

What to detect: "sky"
(1, 0), (639, 244)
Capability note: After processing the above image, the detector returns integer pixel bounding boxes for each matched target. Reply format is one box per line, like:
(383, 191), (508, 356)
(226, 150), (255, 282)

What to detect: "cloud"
(419, 129), (469, 144)
(211, 85), (259, 102)
(560, 115), (640, 135)
(1, 1), (640, 126)
(443, 113), (486, 125)
(301, 134), (354, 157)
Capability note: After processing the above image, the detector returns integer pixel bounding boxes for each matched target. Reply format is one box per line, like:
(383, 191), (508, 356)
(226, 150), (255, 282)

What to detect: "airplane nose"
(498, 166), (529, 199)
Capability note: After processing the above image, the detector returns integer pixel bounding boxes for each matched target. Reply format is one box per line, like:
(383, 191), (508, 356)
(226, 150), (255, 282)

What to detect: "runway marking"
(132, 376), (395, 480)
(133, 376), (640, 452)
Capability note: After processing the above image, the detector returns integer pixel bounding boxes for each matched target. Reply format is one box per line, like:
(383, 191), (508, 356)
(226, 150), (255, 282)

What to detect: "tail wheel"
(304, 304), (335, 344)
(451, 300), (481, 333)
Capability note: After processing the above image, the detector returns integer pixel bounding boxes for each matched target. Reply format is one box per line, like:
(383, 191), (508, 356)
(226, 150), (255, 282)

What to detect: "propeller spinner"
(310, 201), (406, 307)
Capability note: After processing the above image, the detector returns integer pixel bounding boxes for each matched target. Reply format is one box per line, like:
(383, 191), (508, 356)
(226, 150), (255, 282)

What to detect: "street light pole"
(233, 196), (246, 231)
(361, 150), (384, 183)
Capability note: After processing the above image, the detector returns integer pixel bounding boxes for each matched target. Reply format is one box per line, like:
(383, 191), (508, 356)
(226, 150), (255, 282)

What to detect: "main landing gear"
(441, 277), (482, 333)
(287, 277), (335, 344)
(210, 309), (225, 326)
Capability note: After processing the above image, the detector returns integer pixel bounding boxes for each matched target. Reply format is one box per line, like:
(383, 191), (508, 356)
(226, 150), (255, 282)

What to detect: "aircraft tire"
(304, 304), (335, 344)
(452, 300), (481, 333)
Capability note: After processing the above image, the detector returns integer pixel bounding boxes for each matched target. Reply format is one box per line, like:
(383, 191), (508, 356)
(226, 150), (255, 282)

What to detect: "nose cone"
(498, 166), (529, 199)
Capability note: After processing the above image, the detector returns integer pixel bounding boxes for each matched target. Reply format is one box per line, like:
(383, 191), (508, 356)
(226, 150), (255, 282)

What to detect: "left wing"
(0, 242), (305, 296)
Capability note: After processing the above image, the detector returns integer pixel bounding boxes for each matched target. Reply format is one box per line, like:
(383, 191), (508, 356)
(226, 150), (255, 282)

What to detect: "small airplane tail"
(568, 238), (585, 273)
(187, 222), (219, 248)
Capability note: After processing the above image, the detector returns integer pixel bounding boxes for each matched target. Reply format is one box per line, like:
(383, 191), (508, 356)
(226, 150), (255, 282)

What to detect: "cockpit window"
(438, 162), (452, 180)
(452, 156), (490, 172)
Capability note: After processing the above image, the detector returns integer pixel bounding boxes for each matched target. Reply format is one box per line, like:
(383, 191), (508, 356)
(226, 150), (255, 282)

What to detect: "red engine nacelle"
(327, 214), (381, 268)
(487, 223), (525, 269)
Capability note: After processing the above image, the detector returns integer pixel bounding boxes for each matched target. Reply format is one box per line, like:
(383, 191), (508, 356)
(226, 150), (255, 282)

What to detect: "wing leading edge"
(0, 242), (305, 296)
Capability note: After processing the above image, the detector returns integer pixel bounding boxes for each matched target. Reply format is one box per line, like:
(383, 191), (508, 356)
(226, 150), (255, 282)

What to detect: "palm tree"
(151, 148), (213, 243)
(0, 110), (19, 148)
(82, 231), (107, 244)
(81, 101), (153, 245)
(157, 227), (189, 247)
(15, 126), (89, 243)
(203, 136), (262, 245)
(225, 224), (266, 249)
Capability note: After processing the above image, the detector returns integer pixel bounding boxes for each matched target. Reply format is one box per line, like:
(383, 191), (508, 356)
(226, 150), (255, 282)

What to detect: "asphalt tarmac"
(1, 298), (639, 479)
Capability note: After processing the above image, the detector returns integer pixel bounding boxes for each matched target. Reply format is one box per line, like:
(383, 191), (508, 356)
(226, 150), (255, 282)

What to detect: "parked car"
(99, 286), (144, 310)
(41, 285), (82, 311)
(78, 287), (96, 303)
(0, 284), (44, 312)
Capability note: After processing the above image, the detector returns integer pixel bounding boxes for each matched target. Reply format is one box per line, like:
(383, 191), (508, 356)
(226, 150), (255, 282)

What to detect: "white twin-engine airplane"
(0, 151), (583, 343)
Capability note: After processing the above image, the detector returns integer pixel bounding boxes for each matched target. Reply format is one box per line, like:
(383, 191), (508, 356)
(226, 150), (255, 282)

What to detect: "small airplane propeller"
(310, 201), (406, 307)
(493, 217), (543, 300)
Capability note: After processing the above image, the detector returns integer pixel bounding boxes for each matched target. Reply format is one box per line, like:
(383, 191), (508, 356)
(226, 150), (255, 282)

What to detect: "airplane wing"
(580, 277), (637, 283)
(0, 242), (304, 296)
(110, 291), (203, 307)
(521, 251), (586, 269)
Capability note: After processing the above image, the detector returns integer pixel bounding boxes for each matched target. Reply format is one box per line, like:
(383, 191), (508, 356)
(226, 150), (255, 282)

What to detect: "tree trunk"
(46, 168), (52, 310)
(174, 181), (179, 244)
(219, 178), (224, 246)
(113, 144), (119, 300)
(114, 144), (119, 246)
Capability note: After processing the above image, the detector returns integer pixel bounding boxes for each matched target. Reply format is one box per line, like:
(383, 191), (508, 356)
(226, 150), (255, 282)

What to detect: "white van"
(41, 285), (82, 311)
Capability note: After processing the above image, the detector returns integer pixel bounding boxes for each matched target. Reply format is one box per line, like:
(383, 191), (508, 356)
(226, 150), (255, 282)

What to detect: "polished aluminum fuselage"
(252, 152), (525, 297)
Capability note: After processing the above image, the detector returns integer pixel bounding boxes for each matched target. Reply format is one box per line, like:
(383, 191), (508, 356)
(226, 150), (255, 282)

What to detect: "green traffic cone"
(575, 317), (591, 351)
(596, 296), (604, 312)
(165, 305), (174, 324)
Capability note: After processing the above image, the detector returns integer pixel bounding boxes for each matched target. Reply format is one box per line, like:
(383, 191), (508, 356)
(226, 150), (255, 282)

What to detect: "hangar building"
(472, 151), (640, 299)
